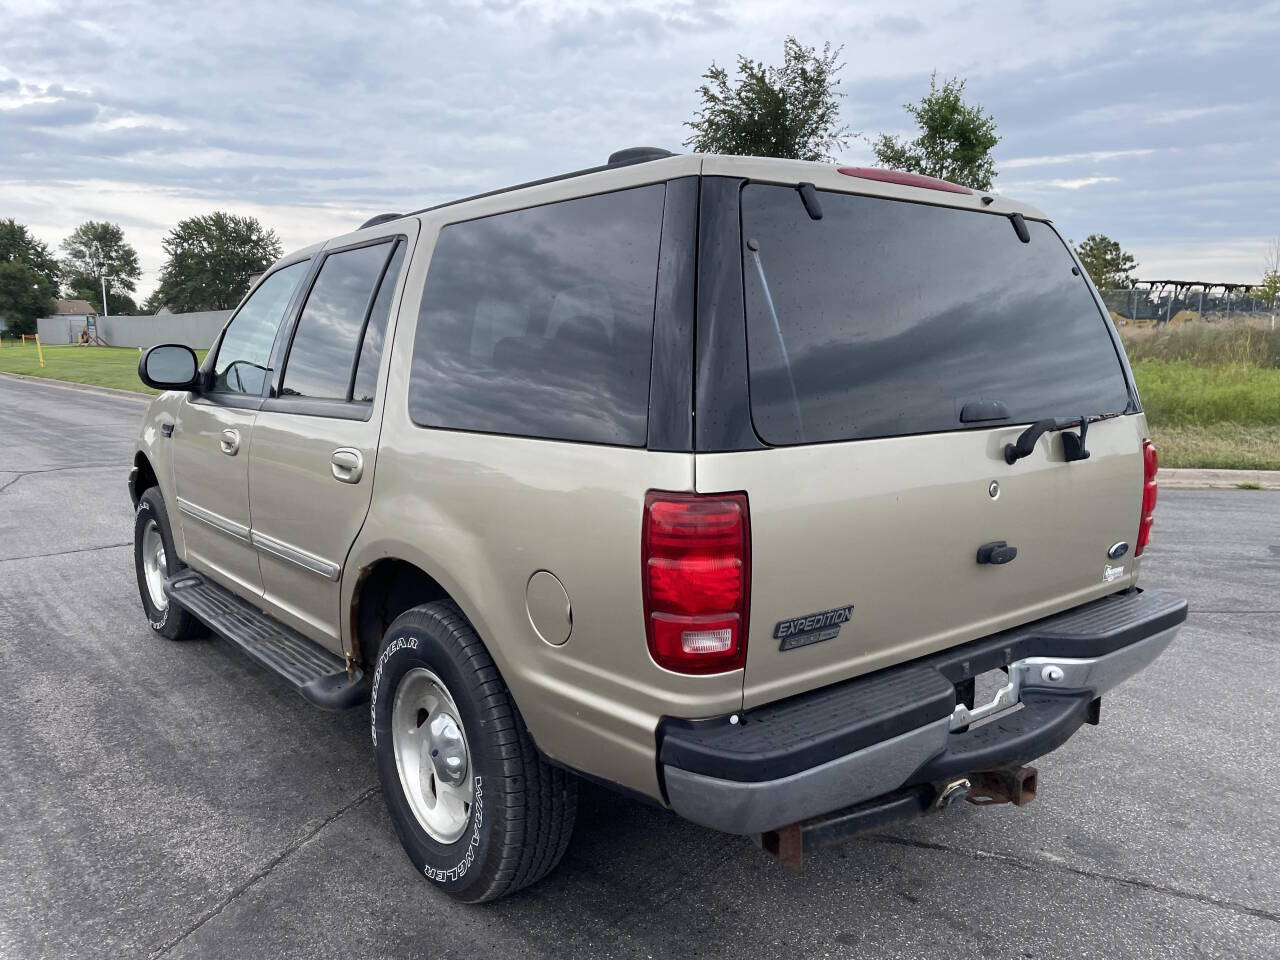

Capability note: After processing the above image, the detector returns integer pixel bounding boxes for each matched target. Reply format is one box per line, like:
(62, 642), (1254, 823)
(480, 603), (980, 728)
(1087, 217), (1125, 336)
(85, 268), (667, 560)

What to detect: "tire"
(371, 601), (577, 902)
(133, 487), (200, 641)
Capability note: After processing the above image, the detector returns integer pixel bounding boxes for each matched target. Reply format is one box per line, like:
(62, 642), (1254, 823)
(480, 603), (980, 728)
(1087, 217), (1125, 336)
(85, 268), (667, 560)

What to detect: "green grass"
(1128, 346), (1280, 469)
(1122, 324), (1280, 368)
(0, 342), (205, 393)
(1140, 423), (1280, 471)
(1130, 360), (1280, 426)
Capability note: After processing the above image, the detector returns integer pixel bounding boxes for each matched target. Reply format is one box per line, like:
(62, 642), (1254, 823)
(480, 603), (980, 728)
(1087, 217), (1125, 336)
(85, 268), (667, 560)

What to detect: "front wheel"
(371, 601), (577, 902)
(133, 488), (200, 641)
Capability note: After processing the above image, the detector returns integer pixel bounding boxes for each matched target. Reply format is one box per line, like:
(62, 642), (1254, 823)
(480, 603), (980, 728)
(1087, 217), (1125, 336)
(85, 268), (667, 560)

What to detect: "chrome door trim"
(251, 530), (341, 581)
(176, 497), (251, 544)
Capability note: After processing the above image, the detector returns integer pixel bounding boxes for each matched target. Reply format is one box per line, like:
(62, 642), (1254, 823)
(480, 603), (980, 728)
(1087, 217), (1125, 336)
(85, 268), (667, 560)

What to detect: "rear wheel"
(133, 488), (200, 641)
(371, 601), (577, 902)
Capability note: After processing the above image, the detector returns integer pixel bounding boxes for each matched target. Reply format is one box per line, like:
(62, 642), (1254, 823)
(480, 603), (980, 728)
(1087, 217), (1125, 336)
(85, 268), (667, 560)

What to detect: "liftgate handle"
(976, 541), (1018, 565)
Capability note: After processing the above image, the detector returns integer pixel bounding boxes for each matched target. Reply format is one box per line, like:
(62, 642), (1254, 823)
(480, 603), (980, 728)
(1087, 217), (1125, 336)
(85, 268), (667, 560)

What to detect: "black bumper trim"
(659, 588), (1186, 783)
(910, 691), (1093, 784)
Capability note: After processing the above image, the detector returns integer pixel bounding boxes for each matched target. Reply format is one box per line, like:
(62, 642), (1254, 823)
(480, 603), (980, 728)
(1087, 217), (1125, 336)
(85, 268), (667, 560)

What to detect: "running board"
(164, 571), (366, 710)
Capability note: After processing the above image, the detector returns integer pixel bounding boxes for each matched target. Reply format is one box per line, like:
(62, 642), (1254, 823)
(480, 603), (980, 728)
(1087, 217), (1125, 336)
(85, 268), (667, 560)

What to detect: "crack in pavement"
(0, 461), (127, 493)
(148, 786), (380, 960)
(869, 834), (1280, 924)
(0, 542), (132, 563)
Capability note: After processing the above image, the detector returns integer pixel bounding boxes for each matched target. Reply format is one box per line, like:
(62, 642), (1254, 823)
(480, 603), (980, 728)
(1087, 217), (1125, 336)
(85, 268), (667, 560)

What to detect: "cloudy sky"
(2, 0), (1277, 300)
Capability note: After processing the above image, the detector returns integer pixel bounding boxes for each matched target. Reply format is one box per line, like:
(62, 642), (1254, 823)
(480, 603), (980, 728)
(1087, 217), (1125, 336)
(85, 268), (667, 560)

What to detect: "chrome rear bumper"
(661, 594), (1184, 836)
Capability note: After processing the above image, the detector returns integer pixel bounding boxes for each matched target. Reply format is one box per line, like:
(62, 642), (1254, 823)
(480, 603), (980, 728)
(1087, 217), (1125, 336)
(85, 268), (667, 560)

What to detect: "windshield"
(741, 184), (1133, 446)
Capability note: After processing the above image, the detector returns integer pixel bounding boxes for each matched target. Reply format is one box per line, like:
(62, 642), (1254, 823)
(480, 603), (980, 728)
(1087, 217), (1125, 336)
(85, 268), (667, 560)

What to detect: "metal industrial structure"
(1100, 278), (1271, 325)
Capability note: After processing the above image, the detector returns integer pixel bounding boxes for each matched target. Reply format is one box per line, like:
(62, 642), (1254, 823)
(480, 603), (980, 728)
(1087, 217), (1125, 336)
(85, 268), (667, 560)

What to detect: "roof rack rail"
(358, 212), (403, 229)
(402, 147), (678, 220)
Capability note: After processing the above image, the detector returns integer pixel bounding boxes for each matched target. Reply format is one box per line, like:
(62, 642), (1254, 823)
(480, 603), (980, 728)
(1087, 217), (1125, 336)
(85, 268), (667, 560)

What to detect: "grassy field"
(2, 329), (1277, 470)
(1125, 326), (1280, 470)
(0, 342), (207, 393)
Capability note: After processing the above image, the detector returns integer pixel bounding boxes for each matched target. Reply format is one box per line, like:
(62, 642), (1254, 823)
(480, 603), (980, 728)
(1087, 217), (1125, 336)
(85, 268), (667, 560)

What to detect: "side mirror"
(139, 344), (200, 391)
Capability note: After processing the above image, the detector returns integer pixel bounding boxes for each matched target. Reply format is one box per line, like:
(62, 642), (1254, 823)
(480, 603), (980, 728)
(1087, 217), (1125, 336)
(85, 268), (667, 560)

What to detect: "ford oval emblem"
(1107, 541), (1130, 560)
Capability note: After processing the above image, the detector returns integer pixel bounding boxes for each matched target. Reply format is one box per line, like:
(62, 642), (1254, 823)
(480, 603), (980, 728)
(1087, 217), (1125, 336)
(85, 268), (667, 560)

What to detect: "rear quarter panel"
(345, 182), (732, 801)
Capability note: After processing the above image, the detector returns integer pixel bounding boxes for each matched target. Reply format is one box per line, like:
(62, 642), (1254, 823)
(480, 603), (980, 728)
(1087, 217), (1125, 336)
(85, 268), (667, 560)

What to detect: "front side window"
(741, 184), (1132, 445)
(408, 184), (666, 446)
(212, 261), (308, 395)
(279, 241), (395, 401)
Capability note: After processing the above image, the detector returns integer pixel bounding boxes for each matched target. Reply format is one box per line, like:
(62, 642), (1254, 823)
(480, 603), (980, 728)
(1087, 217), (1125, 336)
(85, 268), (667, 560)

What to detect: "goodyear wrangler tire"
(371, 601), (577, 902)
(133, 488), (200, 641)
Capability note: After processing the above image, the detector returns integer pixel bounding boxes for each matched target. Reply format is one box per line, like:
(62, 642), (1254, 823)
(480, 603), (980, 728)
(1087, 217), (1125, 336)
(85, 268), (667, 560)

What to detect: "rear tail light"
(642, 491), (750, 674)
(1135, 440), (1158, 556)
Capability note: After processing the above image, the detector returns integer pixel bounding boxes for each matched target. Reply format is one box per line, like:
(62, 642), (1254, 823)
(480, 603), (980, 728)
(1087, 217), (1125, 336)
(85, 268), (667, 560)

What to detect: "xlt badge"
(775, 604), (855, 651)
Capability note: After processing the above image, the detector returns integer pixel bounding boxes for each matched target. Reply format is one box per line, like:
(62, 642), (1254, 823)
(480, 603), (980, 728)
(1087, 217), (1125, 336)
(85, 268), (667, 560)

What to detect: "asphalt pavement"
(1, 373), (1277, 960)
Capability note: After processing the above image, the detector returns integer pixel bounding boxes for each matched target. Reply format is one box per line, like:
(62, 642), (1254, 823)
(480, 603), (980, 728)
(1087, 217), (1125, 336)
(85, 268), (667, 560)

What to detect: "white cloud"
(1132, 238), (1278, 284)
(0, 0), (1275, 299)
(1003, 149), (1155, 169)
(1001, 176), (1121, 191)
(1147, 104), (1246, 125)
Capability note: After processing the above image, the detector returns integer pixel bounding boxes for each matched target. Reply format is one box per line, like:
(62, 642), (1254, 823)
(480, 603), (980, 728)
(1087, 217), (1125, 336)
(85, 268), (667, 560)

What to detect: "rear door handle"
(331, 448), (364, 484)
(219, 428), (241, 456)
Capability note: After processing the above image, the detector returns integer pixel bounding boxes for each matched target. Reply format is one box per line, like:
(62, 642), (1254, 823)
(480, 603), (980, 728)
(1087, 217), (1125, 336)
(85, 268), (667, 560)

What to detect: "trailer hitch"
(966, 766), (1038, 806)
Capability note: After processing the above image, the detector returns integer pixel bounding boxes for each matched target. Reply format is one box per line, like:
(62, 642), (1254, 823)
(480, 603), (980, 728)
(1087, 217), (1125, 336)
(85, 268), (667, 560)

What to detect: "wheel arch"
(130, 451), (160, 505)
(348, 554), (475, 673)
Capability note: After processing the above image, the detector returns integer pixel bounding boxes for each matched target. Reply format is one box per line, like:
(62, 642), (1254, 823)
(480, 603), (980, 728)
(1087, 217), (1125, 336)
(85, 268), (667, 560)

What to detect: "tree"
(872, 73), (1000, 190)
(60, 220), (142, 315)
(1075, 234), (1138, 290)
(1258, 236), (1280, 309)
(149, 212), (283, 312)
(0, 218), (60, 335)
(65, 283), (141, 315)
(684, 38), (849, 161)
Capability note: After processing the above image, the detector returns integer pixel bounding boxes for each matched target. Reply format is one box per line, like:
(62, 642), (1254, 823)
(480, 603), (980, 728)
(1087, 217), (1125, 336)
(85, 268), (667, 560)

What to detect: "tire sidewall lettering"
(370, 634), (419, 747)
(135, 496), (169, 628)
(424, 775), (483, 882)
(370, 624), (492, 893)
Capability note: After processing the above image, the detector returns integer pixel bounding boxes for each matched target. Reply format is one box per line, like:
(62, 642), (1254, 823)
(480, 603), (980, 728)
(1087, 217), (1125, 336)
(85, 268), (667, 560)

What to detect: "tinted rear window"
(741, 184), (1132, 445)
(408, 184), (666, 446)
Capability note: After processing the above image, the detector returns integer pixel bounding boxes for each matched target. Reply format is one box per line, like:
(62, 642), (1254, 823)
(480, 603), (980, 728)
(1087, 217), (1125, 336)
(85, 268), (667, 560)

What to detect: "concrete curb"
(0, 371), (151, 404)
(1161, 468), (1280, 490)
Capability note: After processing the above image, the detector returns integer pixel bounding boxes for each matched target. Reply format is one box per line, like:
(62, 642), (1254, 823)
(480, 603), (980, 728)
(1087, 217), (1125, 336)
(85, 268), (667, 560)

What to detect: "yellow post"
(36, 333), (45, 368)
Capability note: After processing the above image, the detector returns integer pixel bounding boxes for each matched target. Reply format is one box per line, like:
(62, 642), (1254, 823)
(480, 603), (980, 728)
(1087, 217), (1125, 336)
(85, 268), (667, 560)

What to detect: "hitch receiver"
(966, 766), (1038, 806)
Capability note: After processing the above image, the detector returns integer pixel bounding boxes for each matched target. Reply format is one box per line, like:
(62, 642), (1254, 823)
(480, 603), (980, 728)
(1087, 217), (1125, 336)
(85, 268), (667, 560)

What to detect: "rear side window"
(741, 185), (1132, 445)
(353, 241), (405, 402)
(408, 184), (666, 445)
(280, 240), (397, 401)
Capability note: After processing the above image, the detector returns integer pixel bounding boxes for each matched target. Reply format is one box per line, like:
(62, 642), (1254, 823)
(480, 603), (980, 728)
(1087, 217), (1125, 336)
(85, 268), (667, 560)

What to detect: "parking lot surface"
(1, 373), (1277, 959)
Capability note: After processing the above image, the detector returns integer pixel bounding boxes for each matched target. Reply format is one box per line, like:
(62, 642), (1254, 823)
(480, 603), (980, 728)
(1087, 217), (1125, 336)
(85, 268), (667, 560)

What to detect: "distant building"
(53, 299), (98, 319)
(37, 300), (99, 344)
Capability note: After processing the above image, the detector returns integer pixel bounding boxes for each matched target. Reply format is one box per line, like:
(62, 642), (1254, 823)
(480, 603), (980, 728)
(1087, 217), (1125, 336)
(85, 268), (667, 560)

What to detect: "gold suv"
(129, 148), (1185, 901)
